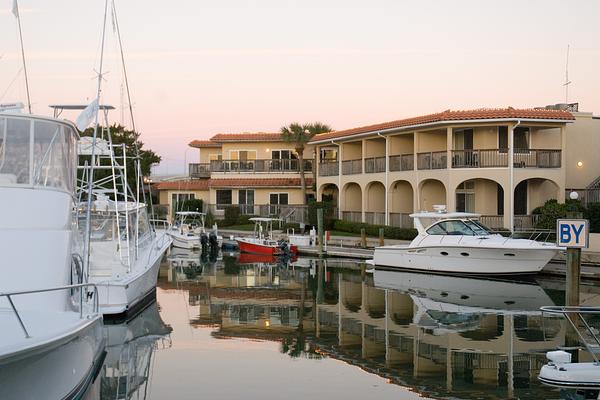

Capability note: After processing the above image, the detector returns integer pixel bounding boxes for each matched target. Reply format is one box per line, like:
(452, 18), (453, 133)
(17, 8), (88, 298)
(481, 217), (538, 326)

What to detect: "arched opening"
(455, 178), (505, 229)
(319, 183), (339, 216)
(342, 182), (362, 222)
(389, 180), (414, 228)
(365, 181), (385, 225)
(419, 179), (446, 211)
(514, 178), (560, 230)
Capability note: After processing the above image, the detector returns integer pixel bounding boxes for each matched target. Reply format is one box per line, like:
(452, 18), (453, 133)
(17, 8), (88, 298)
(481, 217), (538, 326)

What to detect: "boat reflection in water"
(83, 301), (172, 399)
(162, 252), (572, 399)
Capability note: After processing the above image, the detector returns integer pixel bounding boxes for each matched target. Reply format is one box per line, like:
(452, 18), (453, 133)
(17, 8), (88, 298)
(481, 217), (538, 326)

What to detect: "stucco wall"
(366, 182), (385, 212)
(390, 133), (414, 155)
(365, 138), (385, 157)
(344, 183), (362, 211)
(209, 187), (305, 205)
(565, 113), (600, 188)
(420, 180), (446, 211)
(417, 129), (446, 152)
(342, 141), (362, 160)
(389, 180), (413, 213)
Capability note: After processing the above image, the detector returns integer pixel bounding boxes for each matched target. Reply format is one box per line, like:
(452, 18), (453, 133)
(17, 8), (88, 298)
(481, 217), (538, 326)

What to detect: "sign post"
(557, 216), (589, 307)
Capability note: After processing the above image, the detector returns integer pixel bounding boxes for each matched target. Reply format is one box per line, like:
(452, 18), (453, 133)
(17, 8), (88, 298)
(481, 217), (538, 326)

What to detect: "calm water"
(82, 249), (600, 400)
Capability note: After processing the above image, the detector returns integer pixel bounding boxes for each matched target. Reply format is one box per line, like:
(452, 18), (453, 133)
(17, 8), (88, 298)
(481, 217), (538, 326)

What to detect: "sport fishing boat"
(0, 110), (105, 399)
(538, 306), (600, 394)
(371, 206), (561, 275)
(167, 211), (221, 250)
(77, 132), (171, 317)
(236, 217), (298, 256)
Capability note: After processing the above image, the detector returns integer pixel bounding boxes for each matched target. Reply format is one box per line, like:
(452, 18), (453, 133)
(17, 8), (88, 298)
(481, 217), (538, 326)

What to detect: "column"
(338, 143), (343, 219)
(447, 126), (453, 169)
(414, 131), (420, 211)
(384, 135), (389, 225)
(508, 124), (515, 232)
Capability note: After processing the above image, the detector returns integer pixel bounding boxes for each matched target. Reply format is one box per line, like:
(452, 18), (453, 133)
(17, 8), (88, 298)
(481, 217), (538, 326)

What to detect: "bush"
(533, 199), (585, 230)
(585, 203), (600, 233)
(179, 198), (204, 212)
(238, 214), (254, 226)
(223, 206), (240, 226)
(307, 200), (335, 230)
(205, 209), (215, 228)
(332, 220), (417, 240)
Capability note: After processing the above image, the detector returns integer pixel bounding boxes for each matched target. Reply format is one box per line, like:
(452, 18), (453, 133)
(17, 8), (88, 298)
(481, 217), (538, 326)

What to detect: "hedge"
(333, 219), (418, 240)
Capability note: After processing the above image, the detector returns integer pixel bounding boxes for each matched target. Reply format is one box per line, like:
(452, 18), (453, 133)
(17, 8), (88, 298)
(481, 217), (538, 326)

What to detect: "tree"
(80, 124), (161, 198)
(280, 122), (332, 204)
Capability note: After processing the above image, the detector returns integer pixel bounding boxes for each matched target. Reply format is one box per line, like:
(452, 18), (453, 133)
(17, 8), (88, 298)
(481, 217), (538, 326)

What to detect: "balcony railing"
(365, 211), (385, 225)
(319, 161), (339, 177)
(189, 163), (211, 178)
(208, 159), (313, 173)
(479, 215), (505, 229)
(513, 149), (561, 168)
(205, 204), (309, 223)
(342, 159), (362, 175)
(389, 154), (414, 171)
(389, 212), (412, 229)
(341, 211), (362, 223)
(365, 156), (386, 173)
(452, 149), (508, 168)
(417, 151), (447, 170)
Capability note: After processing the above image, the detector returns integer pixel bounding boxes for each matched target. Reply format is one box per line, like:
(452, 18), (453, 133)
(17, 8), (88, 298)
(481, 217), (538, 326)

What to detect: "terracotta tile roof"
(210, 132), (283, 142)
(311, 108), (575, 142)
(209, 178), (313, 188)
(188, 140), (221, 148)
(154, 179), (210, 191)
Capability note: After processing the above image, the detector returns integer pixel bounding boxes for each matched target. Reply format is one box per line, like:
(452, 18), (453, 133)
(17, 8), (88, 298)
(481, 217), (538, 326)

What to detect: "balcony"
(389, 154), (414, 171)
(513, 149), (561, 168)
(189, 163), (211, 178)
(342, 159), (362, 175)
(451, 149), (561, 168)
(365, 156), (386, 173)
(208, 159), (313, 174)
(319, 161), (339, 177)
(417, 151), (447, 170)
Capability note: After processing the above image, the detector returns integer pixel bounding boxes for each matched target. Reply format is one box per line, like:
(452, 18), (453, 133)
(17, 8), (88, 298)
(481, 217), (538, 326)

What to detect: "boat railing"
(0, 283), (99, 339)
(150, 218), (170, 230)
(540, 306), (600, 364)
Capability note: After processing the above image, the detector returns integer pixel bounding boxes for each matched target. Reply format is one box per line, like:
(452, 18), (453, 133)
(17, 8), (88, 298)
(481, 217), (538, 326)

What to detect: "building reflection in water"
(160, 251), (577, 399)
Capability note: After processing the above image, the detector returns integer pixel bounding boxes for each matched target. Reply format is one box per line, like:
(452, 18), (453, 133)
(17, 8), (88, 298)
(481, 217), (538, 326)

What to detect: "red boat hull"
(236, 239), (298, 256)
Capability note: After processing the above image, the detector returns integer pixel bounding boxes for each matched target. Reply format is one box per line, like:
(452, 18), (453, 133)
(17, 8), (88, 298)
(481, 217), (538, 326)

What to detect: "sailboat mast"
(12, 0), (32, 113)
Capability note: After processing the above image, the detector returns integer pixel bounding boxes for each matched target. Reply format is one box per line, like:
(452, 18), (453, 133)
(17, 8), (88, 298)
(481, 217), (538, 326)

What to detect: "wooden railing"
(319, 161), (339, 176)
(417, 151), (447, 170)
(389, 212), (412, 228)
(389, 154), (414, 171)
(452, 149), (508, 168)
(365, 157), (386, 173)
(342, 211), (362, 223)
(513, 149), (561, 168)
(365, 212), (385, 225)
(342, 159), (362, 175)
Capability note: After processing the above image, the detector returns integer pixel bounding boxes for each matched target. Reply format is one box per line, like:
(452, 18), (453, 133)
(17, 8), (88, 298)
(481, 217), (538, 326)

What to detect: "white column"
(446, 126), (453, 170)
(384, 135), (389, 225)
(338, 143), (343, 219)
(509, 124), (515, 232)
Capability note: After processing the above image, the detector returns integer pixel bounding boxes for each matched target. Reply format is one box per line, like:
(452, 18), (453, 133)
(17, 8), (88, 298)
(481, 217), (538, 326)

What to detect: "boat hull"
(0, 316), (105, 400)
(539, 362), (600, 390)
(373, 245), (557, 275)
(237, 239), (298, 256)
(168, 232), (200, 249)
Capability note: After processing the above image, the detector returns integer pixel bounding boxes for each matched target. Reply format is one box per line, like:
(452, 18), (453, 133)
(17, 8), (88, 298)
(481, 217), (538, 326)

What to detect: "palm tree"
(280, 122), (332, 204)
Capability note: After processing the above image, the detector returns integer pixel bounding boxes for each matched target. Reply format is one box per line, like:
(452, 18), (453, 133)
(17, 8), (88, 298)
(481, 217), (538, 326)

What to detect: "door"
(239, 189), (255, 215)
(269, 193), (288, 215)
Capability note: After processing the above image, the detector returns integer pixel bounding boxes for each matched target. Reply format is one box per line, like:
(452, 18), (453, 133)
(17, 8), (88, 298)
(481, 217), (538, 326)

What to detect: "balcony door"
(239, 189), (254, 215)
(272, 150), (297, 171)
(269, 192), (288, 215)
(454, 128), (474, 167)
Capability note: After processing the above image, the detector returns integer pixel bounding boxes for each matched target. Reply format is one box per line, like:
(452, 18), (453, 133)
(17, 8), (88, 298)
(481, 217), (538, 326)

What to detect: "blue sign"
(556, 219), (589, 248)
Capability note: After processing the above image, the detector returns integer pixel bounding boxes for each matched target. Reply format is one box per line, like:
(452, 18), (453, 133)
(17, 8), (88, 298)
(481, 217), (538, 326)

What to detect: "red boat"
(235, 218), (298, 256)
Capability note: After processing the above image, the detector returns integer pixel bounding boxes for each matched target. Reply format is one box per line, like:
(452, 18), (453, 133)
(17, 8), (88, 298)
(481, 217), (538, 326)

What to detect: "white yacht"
(372, 206), (561, 275)
(78, 134), (171, 317)
(0, 111), (105, 399)
(167, 211), (221, 250)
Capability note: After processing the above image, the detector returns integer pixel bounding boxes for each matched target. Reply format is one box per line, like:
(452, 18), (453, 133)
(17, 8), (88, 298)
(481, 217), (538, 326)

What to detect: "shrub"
(307, 200), (335, 230)
(238, 214), (253, 226)
(533, 199), (585, 230)
(179, 198), (204, 212)
(585, 203), (600, 233)
(223, 205), (240, 226)
(332, 220), (417, 240)
(205, 209), (215, 228)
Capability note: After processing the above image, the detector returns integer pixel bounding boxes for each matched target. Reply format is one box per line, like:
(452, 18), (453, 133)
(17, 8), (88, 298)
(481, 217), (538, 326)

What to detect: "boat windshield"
(464, 219), (491, 235)
(0, 116), (77, 192)
(426, 219), (489, 236)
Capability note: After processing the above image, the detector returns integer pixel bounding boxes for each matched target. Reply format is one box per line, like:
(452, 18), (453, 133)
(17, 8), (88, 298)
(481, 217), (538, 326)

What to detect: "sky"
(1, 0), (599, 175)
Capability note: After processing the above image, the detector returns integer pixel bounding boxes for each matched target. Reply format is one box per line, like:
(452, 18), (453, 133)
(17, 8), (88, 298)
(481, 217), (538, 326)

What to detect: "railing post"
(7, 295), (30, 338)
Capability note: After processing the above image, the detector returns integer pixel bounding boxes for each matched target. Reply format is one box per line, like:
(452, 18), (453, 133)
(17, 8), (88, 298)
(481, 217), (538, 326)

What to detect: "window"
(320, 147), (338, 161)
(456, 180), (475, 213)
(229, 150), (256, 160)
(453, 128), (473, 150)
(498, 126), (508, 152)
(498, 126), (529, 153)
(426, 220), (476, 236)
(209, 154), (222, 161)
(269, 192), (288, 214)
(239, 189), (254, 214)
(216, 189), (232, 209)
(272, 150), (297, 171)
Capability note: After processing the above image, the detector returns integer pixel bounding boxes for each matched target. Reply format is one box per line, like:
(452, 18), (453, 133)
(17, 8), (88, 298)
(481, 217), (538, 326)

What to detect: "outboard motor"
(278, 239), (290, 255)
(200, 232), (209, 253)
(209, 232), (219, 250)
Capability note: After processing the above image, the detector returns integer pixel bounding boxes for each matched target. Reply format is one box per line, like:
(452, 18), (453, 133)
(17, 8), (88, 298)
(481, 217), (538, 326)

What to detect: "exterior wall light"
(577, 161), (583, 167)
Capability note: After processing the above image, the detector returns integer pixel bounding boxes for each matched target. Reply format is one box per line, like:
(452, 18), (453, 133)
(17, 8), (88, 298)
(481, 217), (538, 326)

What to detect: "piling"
(360, 228), (366, 248)
(317, 208), (324, 257)
(565, 210), (583, 361)
(379, 228), (384, 247)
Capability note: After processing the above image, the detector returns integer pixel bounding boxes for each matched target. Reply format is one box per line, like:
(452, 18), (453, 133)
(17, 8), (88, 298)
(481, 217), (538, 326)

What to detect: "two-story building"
(312, 106), (600, 230)
(156, 132), (315, 220)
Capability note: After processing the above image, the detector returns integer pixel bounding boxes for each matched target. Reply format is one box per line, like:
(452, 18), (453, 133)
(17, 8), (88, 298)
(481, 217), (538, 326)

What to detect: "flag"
(11, 0), (18, 18)
(76, 98), (99, 131)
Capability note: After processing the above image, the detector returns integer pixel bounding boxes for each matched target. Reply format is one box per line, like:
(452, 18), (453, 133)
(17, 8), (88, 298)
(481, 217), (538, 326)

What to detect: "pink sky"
(1, 0), (599, 175)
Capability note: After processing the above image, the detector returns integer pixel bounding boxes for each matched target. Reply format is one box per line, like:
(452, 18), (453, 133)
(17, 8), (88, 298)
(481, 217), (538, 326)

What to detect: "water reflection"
(159, 251), (578, 399)
(84, 301), (172, 399)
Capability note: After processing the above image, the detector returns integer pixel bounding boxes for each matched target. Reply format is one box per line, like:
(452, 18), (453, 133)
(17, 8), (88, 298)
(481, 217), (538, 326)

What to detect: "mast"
(563, 44), (572, 104)
(12, 0), (32, 113)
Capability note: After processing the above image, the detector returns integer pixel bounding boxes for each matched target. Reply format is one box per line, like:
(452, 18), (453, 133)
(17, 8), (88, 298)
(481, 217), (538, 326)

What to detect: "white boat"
(538, 306), (600, 394)
(78, 133), (172, 317)
(167, 211), (222, 249)
(0, 111), (105, 399)
(372, 206), (561, 275)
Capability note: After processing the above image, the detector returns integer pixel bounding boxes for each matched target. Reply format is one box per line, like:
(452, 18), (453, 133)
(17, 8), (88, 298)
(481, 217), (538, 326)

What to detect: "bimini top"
(175, 211), (205, 216)
(409, 211), (481, 219)
(250, 217), (282, 222)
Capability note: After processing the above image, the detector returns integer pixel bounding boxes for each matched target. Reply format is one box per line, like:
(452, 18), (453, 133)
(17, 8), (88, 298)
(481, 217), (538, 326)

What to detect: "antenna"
(563, 44), (572, 104)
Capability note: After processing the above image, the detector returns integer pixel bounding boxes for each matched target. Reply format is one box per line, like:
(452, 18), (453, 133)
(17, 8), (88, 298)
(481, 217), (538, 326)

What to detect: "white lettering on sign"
(556, 219), (589, 248)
